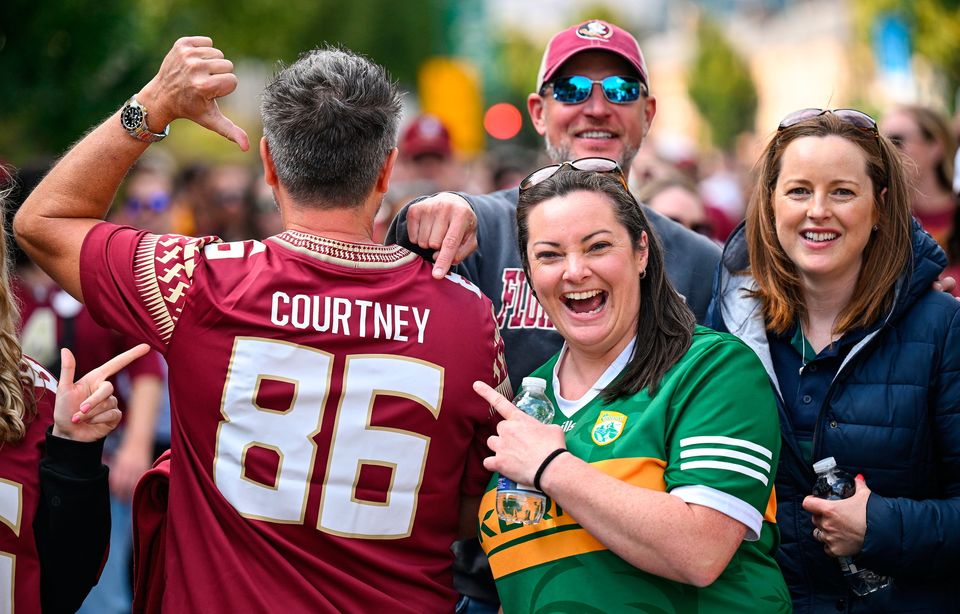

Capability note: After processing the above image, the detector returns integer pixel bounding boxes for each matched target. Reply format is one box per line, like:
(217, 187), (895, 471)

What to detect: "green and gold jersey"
(478, 327), (791, 613)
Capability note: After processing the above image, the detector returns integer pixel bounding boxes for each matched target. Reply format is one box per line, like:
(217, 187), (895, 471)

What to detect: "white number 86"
(213, 337), (442, 539)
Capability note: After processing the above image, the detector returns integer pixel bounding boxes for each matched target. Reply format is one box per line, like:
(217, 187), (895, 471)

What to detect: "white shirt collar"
(553, 336), (637, 418)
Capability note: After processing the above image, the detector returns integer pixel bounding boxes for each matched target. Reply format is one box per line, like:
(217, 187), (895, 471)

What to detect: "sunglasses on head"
(541, 75), (647, 105)
(778, 108), (878, 135)
(519, 157), (627, 192)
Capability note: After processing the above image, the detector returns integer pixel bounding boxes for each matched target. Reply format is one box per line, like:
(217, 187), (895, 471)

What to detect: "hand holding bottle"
(806, 457), (889, 597)
(803, 471), (871, 557)
(473, 379), (565, 486)
(473, 378), (566, 524)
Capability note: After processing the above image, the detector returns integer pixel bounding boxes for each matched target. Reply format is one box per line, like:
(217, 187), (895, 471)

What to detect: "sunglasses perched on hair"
(778, 108), (878, 135)
(541, 75), (647, 105)
(519, 157), (627, 192)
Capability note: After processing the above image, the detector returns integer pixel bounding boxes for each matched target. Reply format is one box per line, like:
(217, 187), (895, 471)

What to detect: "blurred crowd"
(8, 103), (956, 260)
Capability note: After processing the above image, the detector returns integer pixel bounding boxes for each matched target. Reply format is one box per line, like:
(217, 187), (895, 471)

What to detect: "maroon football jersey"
(80, 224), (510, 612)
(0, 358), (57, 613)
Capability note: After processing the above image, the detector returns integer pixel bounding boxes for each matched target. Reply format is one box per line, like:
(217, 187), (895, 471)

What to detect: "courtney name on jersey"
(270, 292), (430, 343)
(496, 269), (554, 331)
(82, 223), (511, 611)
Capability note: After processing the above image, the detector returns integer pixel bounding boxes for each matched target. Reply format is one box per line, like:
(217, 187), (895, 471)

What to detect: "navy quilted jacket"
(708, 220), (960, 613)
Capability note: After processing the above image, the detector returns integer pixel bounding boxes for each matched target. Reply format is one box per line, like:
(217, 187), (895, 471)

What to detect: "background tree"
(0, 0), (162, 160)
(852, 0), (960, 113)
(687, 15), (758, 152)
(0, 0), (440, 163)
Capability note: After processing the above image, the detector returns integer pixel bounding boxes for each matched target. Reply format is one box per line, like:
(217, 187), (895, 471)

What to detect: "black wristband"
(533, 448), (568, 492)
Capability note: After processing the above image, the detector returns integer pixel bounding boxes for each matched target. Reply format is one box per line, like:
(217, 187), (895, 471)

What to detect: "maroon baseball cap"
(536, 19), (649, 93)
(400, 114), (452, 159)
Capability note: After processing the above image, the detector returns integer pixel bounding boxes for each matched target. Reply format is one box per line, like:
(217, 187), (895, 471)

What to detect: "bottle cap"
(812, 457), (837, 474)
(520, 377), (547, 392)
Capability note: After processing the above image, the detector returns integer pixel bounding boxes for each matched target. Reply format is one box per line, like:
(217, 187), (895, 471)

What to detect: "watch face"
(121, 104), (144, 131)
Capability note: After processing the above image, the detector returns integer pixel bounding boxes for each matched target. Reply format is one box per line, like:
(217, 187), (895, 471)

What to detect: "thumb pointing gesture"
(201, 99), (249, 152)
(139, 36), (249, 151)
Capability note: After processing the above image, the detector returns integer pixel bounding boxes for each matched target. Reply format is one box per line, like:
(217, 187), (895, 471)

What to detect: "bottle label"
(497, 476), (542, 494)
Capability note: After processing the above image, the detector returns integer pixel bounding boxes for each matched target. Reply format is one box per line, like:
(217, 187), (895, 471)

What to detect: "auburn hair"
(745, 112), (913, 335)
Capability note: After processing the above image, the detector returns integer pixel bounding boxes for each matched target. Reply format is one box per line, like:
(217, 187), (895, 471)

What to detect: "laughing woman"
(473, 161), (790, 613)
(709, 109), (960, 612)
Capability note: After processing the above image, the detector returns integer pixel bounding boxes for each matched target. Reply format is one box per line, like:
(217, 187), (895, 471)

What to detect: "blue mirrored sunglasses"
(542, 75), (646, 105)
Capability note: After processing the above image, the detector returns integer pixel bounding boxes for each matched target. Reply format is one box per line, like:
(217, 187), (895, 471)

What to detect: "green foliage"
(909, 2), (960, 110)
(0, 1), (162, 160)
(852, 0), (960, 113)
(487, 29), (542, 148)
(570, 3), (622, 26)
(687, 16), (758, 151)
(147, 0), (440, 84)
(0, 0), (441, 163)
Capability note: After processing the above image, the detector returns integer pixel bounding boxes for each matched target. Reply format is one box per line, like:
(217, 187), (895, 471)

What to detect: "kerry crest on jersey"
(591, 410), (627, 446)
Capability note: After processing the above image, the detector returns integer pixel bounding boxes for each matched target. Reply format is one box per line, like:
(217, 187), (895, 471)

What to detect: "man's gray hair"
(261, 45), (402, 208)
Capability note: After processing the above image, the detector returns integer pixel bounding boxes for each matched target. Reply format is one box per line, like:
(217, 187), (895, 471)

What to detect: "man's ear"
(528, 93), (548, 136)
(260, 137), (279, 188)
(375, 147), (399, 194)
(641, 94), (657, 138)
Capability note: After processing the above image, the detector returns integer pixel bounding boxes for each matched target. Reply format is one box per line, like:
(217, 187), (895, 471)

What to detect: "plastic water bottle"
(496, 377), (556, 525)
(811, 457), (890, 596)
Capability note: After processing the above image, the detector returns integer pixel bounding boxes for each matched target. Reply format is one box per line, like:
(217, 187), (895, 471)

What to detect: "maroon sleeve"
(132, 450), (171, 614)
(80, 222), (221, 355)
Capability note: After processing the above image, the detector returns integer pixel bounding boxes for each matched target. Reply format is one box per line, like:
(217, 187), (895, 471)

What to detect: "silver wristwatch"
(120, 96), (169, 143)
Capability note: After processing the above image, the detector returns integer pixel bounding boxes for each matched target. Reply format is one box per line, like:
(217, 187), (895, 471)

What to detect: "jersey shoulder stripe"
(134, 232), (222, 343)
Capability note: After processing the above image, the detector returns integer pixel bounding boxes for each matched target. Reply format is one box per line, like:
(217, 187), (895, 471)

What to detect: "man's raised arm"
(14, 36), (248, 300)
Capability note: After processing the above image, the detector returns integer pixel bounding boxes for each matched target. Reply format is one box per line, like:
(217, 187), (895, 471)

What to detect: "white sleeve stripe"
(670, 485), (763, 541)
(679, 435), (773, 459)
(680, 460), (769, 486)
(679, 448), (771, 472)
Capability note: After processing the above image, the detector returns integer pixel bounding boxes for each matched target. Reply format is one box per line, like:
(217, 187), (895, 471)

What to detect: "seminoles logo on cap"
(576, 20), (613, 41)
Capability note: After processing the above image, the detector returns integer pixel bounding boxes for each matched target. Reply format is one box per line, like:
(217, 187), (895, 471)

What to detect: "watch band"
(120, 96), (169, 143)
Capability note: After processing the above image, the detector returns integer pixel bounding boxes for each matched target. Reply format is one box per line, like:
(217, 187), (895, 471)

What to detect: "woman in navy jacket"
(708, 108), (960, 612)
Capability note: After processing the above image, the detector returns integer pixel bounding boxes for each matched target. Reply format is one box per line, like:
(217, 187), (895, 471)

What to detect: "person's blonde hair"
(0, 180), (38, 443)
(745, 112), (913, 335)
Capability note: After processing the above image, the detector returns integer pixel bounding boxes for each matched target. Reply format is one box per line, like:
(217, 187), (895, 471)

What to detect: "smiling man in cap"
(390, 18), (718, 388)
(387, 18), (721, 612)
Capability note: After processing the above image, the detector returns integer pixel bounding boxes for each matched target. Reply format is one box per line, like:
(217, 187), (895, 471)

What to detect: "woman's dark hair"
(517, 168), (695, 399)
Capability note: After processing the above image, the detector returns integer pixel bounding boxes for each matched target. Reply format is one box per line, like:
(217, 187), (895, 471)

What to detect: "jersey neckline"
(269, 230), (418, 269)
